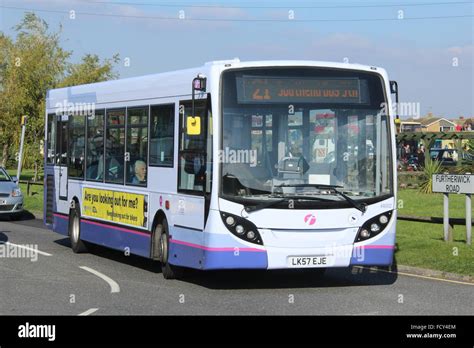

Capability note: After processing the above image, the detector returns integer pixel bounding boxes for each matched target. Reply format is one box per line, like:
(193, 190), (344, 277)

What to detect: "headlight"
(11, 188), (22, 197)
(225, 216), (235, 226)
(235, 225), (245, 235)
(379, 215), (389, 224)
(355, 211), (392, 242)
(370, 223), (381, 233)
(220, 212), (263, 245)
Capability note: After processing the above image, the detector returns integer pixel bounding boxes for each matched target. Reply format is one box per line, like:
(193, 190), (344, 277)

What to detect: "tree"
(0, 13), (70, 172)
(0, 13), (119, 178)
(59, 53), (120, 88)
(0, 33), (15, 167)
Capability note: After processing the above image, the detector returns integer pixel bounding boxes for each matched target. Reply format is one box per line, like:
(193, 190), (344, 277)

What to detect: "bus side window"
(150, 104), (174, 167)
(126, 107), (148, 186)
(55, 117), (68, 166)
(68, 115), (86, 179)
(46, 113), (56, 165)
(86, 110), (105, 181)
(105, 108), (125, 184)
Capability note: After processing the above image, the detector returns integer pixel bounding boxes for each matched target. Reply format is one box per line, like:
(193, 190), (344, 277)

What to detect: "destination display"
(236, 76), (369, 104)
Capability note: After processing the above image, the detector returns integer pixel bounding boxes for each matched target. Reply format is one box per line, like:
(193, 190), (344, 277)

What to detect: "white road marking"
(356, 266), (474, 286)
(78, 308), (99, 316)
(0, 241), (52, 256)
(79, 266), (120, 293)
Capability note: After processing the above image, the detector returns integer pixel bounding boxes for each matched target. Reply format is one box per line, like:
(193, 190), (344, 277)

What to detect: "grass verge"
(396, 189), (473, 276)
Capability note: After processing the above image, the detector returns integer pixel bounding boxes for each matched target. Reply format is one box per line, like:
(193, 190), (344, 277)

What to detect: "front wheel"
(154, 219), (183, 280)
(69, 204), (88, 253)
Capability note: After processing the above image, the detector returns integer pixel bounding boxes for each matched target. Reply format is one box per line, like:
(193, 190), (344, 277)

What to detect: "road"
(1, 216), (473, 316)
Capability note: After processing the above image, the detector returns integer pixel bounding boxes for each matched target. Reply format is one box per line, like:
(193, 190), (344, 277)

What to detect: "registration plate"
(287, 256), (332, 268)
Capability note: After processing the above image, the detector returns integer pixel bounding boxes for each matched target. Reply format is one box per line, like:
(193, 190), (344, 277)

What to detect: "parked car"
(430, 148), (457, 166)
(0, 167), (23, 220)
(430, 148), (473, 167)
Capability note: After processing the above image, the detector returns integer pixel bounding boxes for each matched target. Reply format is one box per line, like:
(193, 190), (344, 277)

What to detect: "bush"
(419, 159), (442, 194)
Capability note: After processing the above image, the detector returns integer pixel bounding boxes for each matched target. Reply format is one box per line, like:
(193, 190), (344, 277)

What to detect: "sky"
(0, 0), (473, 118)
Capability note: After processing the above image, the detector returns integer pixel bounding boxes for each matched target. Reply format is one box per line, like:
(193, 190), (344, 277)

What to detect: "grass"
(18, 183), (44, 214)
(396, 189), (473, 276)
(5, 169), (44, 214)
(5, 169), (43, 181)
(398, 189), (470, 218)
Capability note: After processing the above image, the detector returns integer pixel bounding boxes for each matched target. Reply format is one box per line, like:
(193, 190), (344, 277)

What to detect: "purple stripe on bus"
(82, 219), (150, 237)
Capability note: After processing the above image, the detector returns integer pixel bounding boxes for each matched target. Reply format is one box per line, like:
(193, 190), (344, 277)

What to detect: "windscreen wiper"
(275, 184), (367, 213)
(244, 194), (333, 213)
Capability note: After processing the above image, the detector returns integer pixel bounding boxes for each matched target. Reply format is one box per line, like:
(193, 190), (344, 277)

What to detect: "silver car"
(0, 167), (23, 220)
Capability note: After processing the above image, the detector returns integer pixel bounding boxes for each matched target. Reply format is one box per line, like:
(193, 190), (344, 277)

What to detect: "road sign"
(432, 174), (473, 245)
(432, 174), (474, 194)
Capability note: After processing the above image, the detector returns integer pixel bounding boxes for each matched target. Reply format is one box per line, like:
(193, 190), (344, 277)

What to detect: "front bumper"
(0, 196), (24, 215)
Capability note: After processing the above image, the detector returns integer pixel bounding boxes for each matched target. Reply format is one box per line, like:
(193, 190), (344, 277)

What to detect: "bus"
(44, 59), (398, 279)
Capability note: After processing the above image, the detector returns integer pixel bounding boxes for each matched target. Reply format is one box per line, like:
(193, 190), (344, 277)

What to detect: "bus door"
(55, 114), (69, 202)
(177, 97), (212, 233)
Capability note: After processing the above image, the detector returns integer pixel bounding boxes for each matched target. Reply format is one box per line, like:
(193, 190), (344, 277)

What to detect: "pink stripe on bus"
(170, 239), (265, 253)
(356, 245), (394, 249)
(53, 213), (68, 220)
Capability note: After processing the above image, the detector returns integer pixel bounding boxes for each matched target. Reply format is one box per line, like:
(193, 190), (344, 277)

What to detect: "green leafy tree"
(0, 13), (70, 173)
(59, 53), (120, 88)
(0, 33), (15, 167)
(0, 13), (119, 179)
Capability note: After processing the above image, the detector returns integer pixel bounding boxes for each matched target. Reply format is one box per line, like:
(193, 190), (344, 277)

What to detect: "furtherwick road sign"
(433, 174), (473, 245)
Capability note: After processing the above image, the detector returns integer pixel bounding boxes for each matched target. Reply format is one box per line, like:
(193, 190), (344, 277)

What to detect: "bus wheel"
(155, 219), (183, 280)
(69, 204), (88, 254)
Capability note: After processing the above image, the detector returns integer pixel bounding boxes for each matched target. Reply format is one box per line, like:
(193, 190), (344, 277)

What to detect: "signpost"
(432, 174), (473, 245)
(16, 116), (27, 181)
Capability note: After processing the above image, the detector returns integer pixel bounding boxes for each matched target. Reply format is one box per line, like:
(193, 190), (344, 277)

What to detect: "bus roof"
(46, 59), (387, 109)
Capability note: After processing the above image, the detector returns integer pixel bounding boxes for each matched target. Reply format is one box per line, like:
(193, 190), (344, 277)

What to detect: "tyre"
(9, 212), (23, 221)
(68, 203), (88, 253)
(154, 218), (183, 279)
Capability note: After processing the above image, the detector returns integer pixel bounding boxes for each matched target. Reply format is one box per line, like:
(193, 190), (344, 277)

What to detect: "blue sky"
(0, 0), (473, 117)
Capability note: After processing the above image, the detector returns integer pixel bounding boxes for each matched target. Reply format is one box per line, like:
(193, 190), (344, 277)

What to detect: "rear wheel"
(154, 219), (183, 279)
(69, 204), (88, 253)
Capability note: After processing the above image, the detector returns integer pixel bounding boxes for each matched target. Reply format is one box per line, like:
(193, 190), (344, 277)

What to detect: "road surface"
(1, 216), (473, 316)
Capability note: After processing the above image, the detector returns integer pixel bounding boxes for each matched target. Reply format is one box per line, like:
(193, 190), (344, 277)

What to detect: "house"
(419, 117), (457, 132)
(399, 120), (422, 132)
